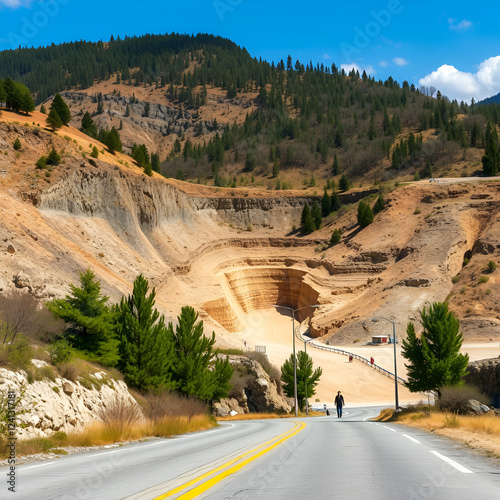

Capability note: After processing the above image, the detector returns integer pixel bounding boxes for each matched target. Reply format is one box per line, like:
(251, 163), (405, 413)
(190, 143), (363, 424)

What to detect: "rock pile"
(213, 355), (291, 416)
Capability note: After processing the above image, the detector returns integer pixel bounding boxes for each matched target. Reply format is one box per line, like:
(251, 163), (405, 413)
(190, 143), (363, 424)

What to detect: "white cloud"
(341, 62), (375, 76)
(419, 56), (500, 102)
(393, 57), (409, 66)
(379, 60), (389, 68)
(449, 19), (473, 30)
(322, 54), (331, 60)
(0, 0), (32, 7)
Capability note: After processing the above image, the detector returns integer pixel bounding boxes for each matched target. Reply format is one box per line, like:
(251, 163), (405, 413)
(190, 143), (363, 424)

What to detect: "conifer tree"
(47, 269), (118, 366)
(373, 195), (385, 214)
(167, 306), (233, 404)
(357, 201), (374, 228)
(311, 200), (322, 229)
(281, 351), (322, 411)
(272, 159), (279, 178)
(402, 302), (469, 398)
(321, 187), (331, 216)
(482, 122), (499, 176)
(330, 228), (342, 245)
(301, 203), (311, 225)
(46, 108), (63, 131)
(116, 274), (173, 390)
(332, 155), (340, 175)
(330, 193), (342, 212)
(50, 93), (71, 125)
(339, 174), (350, 192)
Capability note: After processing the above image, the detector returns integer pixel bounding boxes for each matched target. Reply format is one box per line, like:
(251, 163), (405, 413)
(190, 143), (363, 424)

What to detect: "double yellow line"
(154, 420), (306, 499)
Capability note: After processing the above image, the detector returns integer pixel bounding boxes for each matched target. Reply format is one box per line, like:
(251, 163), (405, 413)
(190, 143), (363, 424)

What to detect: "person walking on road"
(334, 391), (345, 418)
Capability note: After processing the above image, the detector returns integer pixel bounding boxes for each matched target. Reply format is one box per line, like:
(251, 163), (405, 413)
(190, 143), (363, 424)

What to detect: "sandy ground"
(232, 308), (500, 407)
(234, 308), (424, 406)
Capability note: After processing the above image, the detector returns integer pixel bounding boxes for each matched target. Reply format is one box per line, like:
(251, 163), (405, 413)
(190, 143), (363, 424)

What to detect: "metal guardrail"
(305, 340), (408, 386)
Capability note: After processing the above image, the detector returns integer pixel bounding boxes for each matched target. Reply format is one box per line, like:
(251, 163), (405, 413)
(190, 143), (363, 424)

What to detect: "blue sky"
(1, 0), (499, 103)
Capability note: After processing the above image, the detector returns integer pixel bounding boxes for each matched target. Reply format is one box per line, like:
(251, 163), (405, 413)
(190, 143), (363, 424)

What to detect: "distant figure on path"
(349, 355), (353, 362)
(334, 391), (345, 418)
(370, 356), (374, 366)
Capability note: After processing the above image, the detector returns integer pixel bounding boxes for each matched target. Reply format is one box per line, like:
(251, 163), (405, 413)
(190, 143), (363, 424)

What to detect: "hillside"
(1, 109), (499, 347)
(3, 32), (500, 191)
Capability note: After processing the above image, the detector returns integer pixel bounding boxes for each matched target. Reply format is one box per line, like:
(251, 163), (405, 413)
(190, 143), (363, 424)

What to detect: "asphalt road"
(2, 406), (499, 499)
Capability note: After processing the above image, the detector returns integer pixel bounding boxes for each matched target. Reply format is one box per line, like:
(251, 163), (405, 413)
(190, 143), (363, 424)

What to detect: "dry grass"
(0, 394), (216, 459)
(375, 406), (500, 457)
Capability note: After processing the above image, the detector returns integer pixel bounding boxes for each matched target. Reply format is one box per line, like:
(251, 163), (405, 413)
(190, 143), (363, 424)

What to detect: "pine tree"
(90, 146), (99, 158)
(125, 104), (130, 117)
(19, 88), (35, 115)
(47, 147), (61, 165)
(402, 302), (469, 398)
(311, 200), (322, 229)
(50, 93), (71, 126)
(332, 154), (340, 176)
(13, 137), (21, 151)
(339, 174), (350, 192)
(301, 203), (311, 225)
(330, 228), (342, 245)
(116, 274), (173, 390)
(167, 306), (233, 403)
(272, 159), (279, 178)
(151, 152), (160, 172)
(321, 188), (331, 216)
(368, 114), (377, 140)
(357, 201), (374, 228)
(103, 127), (122, 154)
(330, 193), (342, 212)
(80, 111), (97, 138)
(373, 195), (385, 214)
(47, 269), (118, 366)
(482, 122), (499, 176)
(281, 351), (322, 411)
(46, 108), (63, 131)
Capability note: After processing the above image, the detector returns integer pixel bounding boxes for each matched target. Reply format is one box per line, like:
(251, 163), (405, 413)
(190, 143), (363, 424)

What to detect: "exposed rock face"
(213, 355), (291, 416)
(0, 366), (141, 439)
(465, 357), (500, 405)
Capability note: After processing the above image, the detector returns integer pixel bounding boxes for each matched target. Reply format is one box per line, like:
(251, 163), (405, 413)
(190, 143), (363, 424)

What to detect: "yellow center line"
(154, 420), (306, 499)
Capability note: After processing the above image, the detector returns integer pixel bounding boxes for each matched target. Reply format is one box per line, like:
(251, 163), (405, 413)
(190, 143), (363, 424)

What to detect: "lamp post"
(372, 317), (399, 410)
(303, 337), (314, 417)
(273, 304), (321, 417)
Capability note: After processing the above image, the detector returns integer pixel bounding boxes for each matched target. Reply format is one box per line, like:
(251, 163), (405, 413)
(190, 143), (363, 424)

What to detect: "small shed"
(372, 335), (388, 344)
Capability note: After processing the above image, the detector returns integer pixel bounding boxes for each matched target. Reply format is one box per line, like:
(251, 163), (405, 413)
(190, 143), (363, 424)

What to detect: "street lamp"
(273, 304), (321, 417)
(372, 316), (399, 410)
(303, 337), (314, 417)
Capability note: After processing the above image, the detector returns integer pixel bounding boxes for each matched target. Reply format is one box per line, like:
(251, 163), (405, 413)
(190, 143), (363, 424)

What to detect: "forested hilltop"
(2, 32), (500, 187)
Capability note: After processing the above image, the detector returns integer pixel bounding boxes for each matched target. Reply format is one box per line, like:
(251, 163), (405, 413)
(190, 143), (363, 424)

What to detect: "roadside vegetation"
(0, 269), (234, 458)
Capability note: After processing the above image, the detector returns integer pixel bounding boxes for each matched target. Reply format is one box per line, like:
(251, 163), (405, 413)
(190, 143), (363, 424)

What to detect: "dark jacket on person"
(335, 394), (345, 407)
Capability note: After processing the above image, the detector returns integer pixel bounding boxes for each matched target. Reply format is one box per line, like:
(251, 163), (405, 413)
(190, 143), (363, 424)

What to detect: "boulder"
(213, 355), (291, 417)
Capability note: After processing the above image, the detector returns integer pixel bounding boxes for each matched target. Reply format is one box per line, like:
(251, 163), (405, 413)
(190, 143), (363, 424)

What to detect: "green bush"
(451, 275), (460, 284)
(36, 155), (47, 169)
(48, 339), (73, 366)
(13, 138), (21, 151)
(479, 275), (489, 283)
(439, 385), (491, 414)
(487, 260), (497, 273)
(330, 229), (342, 245)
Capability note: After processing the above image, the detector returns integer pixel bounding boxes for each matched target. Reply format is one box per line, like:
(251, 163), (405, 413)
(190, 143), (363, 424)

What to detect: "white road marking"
(403, 434), (421, 444)
(23, 461), (55, 470)
(431, 451), (473, 474)
(383, 425), (397, 432)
